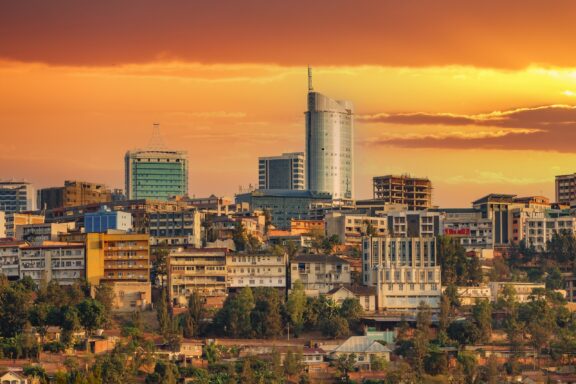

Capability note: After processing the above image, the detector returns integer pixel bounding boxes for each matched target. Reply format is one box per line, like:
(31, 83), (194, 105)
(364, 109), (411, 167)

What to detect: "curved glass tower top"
(305, 89), (354, 200)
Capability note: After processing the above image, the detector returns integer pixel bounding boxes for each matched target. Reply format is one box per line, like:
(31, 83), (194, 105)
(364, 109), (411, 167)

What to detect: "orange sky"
(1, 1), (576, 207)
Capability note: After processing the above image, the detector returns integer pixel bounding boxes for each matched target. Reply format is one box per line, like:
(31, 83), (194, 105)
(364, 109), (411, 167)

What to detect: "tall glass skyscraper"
(305, 69), (354, 199)
(125, 124), (188, 201)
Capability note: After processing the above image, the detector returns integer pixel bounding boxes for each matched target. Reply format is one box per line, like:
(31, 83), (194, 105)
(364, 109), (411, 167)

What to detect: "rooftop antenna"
(308, 65), (313, 92)
(148, 122), (166, 150)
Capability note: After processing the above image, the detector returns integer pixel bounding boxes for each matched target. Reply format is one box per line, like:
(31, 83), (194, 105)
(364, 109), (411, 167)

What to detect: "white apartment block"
(362, 236), (441, 311)
(523, 213), (576, 251)
(386, 210), (440, 238)
(226, 253), (287, 290)
(0, 240), (25, 279)
(20, 243), (85, 285)
(325, 212), (388, 246)
(290, 255), (351, 295)
(439, 209), (493, 251)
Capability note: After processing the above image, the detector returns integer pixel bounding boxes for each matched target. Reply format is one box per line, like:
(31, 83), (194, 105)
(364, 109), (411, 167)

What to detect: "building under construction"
(372, 174), (432, 210)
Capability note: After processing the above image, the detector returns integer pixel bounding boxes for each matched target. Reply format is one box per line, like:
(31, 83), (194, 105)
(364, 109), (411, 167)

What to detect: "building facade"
(438, 208), (494, 251)
(0, 211), (5, 238)
(226, 253), (287, 291)
(148, 209), (202, 246)
(85, 206), (133, 233)
(290, 255), (351, 295)
(372, 175), (432, 210)
(19, 242), (85, 285)
(556, 173), (576, 205)
(235, 189), (332, 229)
(5, 213), (45, 239)
(168, 248), (228, 306)
(325, 212), (388, 246)
(0, 239), (26, 279)
(85, 233), (150, 285)
(472, 194), (516, 246)
(258, 152), (305, 190)
(305, 69), (354, 200)
(0, 180), (36, 213)
(362, 236), (441, 311)
(125, 149), (188, 201)
(15, 222), (75, 244)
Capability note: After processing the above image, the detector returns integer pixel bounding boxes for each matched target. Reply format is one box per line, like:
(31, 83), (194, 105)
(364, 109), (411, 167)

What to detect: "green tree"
(251, 288), (283, 338)
(151, 244), (169, 287)
(182, 290), (205, 338)
(339, 297), (364, 331)
(545, 267), (564, 290)
(322, 315), (350, 338)
(286, 280), (307, 337)
(472, 299), (492, 344)
(334, 353), (356, 384)
(146, 360), (178, 384)
(94, 283), (115, 327)
(447, 320), (481, 347)
(232, 222), (249, 252)
(156, 287), (170, 336)
(77, 298), (105, 337)
(240, 358), (255, 384)
(215, 287), (255, 337)
(0, 285), (32, 337)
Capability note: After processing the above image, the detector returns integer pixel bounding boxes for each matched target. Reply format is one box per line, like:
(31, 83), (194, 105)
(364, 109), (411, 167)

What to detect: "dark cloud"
(361, 105), (576, 153)
(1, 0), (576, 68)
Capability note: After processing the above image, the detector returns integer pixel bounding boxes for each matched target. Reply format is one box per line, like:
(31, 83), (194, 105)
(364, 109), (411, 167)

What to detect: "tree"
(232, 222), (249, 252)
(77, 298), (105, 337)
(146, 360), (178, 384)
(182, 290), (205, 338)
(322, 235), (340, 255)
(322, 316), (350, 338)
(0, 285), (32, 337)
(472, 299), (492, 344)
(157, 287), (170, 336)
(240, 358), (255, 384)
(215, 287), (255, 337)
(477, 354), (500, 384)
(339, 297), (364, 331)
(95, 283), (115, 327)
(545, 267), (564, 290)
(447, 320), (481, 347)
(251, 288), (283, 338)
(283, 350), (304, 376)
(334, 353), (356, 384)
(457, 352), (478, 384)
(151, 244), (169, 287)
(60, 305), (80, 346)
(286, 280), (307, 337)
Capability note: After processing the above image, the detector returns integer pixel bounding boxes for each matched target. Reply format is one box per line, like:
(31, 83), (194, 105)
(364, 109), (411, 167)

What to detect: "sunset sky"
(2, 0), (576, 206)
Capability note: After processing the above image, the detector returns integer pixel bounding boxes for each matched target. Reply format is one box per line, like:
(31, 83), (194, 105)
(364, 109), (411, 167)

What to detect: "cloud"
(361, 105), (576, 153)
(1, 1), (576, 69)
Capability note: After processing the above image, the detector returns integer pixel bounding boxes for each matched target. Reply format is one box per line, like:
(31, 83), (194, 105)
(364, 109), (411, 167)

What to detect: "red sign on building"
(444, 228), (471, 236)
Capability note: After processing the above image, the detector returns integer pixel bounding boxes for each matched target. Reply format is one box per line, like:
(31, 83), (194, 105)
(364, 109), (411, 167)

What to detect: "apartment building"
(39, 180), (113, 210)
(386, 210), (440, 238)
(15, 222), (75, 244)
(226, 253), (287, 291)
(85, 206), (132, 233)
(362, 236), (441, 311)
(325, 212), (388, 246)
(523, 212), (576, 251)
(148, 209), (202, 246)
(258, 152), (306, 190)
(0, 180), (36, 213)
(437, 208), (494, 250)
(85, 233), (150, 285)
(168, 248), (228, 306)
(372, 175), (432, 210)
(20, 242), (85, 285)
(5, 213), (44, 239)
(0, 239), (26, 279)
(472, 194), (516, 245)
(556, 173), (576, 205)
(489, 282), (545, 303)
(290, 255), (351, 295)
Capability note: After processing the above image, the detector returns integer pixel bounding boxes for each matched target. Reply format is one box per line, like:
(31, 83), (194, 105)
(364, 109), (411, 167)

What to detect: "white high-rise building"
(305, 67), (354, 200)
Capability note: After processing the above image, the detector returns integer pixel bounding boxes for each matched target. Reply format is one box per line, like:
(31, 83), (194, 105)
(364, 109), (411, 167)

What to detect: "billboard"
(444, 227), (470, 236)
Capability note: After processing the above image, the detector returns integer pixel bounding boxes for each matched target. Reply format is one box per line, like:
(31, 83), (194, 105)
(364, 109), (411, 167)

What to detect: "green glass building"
(125, 149), (188, 201)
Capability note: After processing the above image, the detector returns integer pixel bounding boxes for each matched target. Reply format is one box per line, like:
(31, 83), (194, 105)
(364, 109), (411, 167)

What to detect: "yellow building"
(85, 233), (150, 285)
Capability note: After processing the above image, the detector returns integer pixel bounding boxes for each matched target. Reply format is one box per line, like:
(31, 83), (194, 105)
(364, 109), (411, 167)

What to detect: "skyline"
(2, 1), (576, 206)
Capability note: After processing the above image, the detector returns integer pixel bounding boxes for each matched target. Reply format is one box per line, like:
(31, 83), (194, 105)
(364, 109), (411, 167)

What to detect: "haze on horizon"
(1, 0), (576, 207)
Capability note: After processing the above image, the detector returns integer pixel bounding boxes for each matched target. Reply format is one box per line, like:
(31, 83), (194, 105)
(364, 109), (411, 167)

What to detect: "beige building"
(443, 285), (492, 306)
(373, 175), (432, 210)
(5, 213), (44, 239)
(168, 248), (228, 306)
(15, 222), (75, 244)
(325, 212), (388, 246)
(489, 282), (545, 303)
(19, 242), (85, 285)
(363, 236), (441, 311)
(332, 335), (392, 370)
(439, 209), (493, 251)
(523, 213), (575, 251)
(326, 285), (377, 312)
(227, 253), (287, 291)
(109, 281), (151, 312)
(290, 255), (351, 295)
(0, 211), (5, 238)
